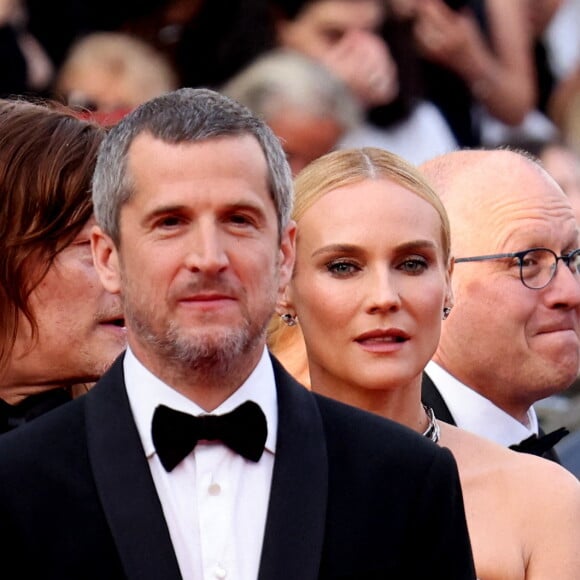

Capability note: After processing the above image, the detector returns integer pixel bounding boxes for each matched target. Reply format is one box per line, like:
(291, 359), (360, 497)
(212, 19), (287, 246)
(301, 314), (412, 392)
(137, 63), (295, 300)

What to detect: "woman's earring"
(442, 306), (452, 320)
(281, 313), (297, 327)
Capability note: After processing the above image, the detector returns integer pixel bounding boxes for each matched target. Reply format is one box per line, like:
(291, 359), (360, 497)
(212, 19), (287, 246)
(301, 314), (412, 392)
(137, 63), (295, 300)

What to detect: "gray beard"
(125, 303), (268, 379)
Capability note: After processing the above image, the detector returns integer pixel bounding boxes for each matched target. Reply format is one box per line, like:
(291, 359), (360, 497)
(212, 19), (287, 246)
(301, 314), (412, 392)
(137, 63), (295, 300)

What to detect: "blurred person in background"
(121, 0), (276, 90)
(476, 0), (568, 146)
(389, 0), (536, 147)
(549, 63), (580, 156)
(0, 0), (53, 97)
(504, 138), (580, 224)
(269, 0), (459, 164)
(54, 31), (178, 125)
(221, 48), (362, 175)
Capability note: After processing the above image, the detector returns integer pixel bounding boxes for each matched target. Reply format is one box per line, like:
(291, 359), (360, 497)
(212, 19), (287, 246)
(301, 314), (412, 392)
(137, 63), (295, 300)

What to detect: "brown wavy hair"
(0, 98), (106, 374)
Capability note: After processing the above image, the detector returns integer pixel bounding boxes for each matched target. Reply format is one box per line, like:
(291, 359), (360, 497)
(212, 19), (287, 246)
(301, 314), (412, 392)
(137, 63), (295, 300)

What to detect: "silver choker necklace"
(422, 405), (440, 444)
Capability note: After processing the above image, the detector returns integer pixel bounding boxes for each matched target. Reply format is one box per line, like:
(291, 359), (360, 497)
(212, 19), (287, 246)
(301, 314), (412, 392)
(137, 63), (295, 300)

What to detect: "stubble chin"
(123, 275), (278, 375)
(127, 304), (268, 375)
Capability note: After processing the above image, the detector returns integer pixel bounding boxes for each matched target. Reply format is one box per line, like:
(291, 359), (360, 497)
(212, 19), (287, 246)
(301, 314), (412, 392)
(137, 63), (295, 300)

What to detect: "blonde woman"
(269, 147), (580, 579)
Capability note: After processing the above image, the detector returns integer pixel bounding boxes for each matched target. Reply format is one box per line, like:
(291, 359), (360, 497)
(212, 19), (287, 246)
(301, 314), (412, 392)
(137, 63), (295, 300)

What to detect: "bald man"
(420, 148), (580, 461)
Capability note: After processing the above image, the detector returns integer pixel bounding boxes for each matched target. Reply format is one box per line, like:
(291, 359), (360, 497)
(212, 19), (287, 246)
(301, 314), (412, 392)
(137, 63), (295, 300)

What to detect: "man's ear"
(91, 225), (121, 295)
(278, 220), (296, 295)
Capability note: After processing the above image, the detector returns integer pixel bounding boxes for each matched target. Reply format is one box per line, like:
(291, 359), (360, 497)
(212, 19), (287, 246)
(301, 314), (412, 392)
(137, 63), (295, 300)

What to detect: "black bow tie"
(152, 401), (268, 472)
(509, 427), (569, 457)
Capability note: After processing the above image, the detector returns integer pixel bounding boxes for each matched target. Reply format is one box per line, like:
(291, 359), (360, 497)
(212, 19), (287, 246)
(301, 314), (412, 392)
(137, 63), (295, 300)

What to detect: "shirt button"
(208, 482), (221, 496)
(214, 564), (227, 578)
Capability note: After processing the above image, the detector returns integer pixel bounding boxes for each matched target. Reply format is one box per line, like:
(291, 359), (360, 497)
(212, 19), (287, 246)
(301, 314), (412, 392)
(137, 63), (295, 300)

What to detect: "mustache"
(171, 276), (242, 298)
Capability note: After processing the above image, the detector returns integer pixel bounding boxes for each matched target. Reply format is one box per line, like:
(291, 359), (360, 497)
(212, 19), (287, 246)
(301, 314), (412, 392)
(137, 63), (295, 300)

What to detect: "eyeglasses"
(455, 247), (580, 290)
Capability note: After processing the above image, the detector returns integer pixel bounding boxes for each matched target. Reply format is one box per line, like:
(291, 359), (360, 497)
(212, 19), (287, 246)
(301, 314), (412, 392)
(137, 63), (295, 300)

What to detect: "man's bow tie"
(509, 427), (569, 456)
(152, 401), (267, 472)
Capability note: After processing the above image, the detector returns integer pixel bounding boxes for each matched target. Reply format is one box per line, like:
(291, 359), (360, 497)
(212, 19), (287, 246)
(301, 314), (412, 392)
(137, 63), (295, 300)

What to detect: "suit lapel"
(85, 355), (182, 580)
(258, 356), (328, 580)
(421, 372), (456, 425)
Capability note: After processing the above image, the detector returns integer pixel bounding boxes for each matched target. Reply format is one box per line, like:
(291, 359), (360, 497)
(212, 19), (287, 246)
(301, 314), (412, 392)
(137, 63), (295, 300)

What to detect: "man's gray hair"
(92, 87), (294, 244)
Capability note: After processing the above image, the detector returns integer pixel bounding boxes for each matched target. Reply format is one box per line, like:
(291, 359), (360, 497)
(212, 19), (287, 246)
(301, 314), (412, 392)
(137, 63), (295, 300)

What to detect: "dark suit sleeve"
(409, 446), (476, 578)
(313, 393), (476, 579)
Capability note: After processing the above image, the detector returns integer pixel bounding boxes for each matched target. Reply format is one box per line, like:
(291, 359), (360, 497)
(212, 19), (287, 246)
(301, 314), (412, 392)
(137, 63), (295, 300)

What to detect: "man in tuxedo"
(420, 148), (580, 461)
(0, 89), (475, 579)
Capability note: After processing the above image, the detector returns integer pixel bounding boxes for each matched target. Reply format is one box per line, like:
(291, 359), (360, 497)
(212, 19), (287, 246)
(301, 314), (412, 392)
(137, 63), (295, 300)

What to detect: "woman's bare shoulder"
(440, 422), (580, 492)
(440, 423), (580, 578)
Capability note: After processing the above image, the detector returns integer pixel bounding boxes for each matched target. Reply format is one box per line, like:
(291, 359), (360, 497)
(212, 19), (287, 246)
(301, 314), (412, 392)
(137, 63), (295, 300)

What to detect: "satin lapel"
(258, 356), (328, 580)
(85, 355), (182, 580)
(421, 372), (456, 425)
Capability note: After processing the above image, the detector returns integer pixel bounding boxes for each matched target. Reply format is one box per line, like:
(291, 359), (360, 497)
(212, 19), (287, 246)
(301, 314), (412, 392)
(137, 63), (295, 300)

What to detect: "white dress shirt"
(425, 360), (539, 447)
(124, 346), (277, 580)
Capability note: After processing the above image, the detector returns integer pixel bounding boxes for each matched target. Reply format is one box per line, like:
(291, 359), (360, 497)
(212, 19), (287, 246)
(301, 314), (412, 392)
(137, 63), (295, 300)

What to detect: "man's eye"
(157, 216), (183, 228)
(227, 213), (261, 229)
(230, 214), (250, 224)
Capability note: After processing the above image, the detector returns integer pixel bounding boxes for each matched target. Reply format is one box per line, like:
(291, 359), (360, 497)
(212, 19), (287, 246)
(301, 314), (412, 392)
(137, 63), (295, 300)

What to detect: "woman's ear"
(445, 257), (455, 309)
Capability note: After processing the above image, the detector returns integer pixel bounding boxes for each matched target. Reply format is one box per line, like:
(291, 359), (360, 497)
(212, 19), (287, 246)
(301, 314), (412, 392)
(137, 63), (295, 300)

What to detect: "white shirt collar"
(425, 360), (538, 447)
(123, 346), (278, 459)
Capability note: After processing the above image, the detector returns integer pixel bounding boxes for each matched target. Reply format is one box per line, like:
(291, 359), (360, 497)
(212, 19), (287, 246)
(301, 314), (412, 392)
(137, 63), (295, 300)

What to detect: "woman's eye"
(326, 261), (359, 275)
(399, 258), (428, 274)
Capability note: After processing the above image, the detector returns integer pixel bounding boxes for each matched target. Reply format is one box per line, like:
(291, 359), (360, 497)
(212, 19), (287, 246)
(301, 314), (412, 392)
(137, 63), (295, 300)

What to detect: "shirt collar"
(124, 346), (278, 459)
(425, 360), (538, 447)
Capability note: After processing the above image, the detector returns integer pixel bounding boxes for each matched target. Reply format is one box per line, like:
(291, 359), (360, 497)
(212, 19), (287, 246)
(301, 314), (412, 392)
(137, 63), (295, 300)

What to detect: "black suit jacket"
(421, 372), (562, 463)
(0, 355), (476, 579)
(421, 373), (456, 424)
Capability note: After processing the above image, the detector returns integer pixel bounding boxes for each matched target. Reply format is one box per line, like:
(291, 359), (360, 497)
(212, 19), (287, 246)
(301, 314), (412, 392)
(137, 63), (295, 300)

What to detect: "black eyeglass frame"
(454, 247), (580, 290)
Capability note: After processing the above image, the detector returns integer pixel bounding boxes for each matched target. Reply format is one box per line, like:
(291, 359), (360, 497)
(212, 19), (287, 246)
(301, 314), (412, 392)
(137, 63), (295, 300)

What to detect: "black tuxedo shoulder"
(307, 393), (474, 579)
(0, 392), (93, 513)
(0, 392), (86, 464)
